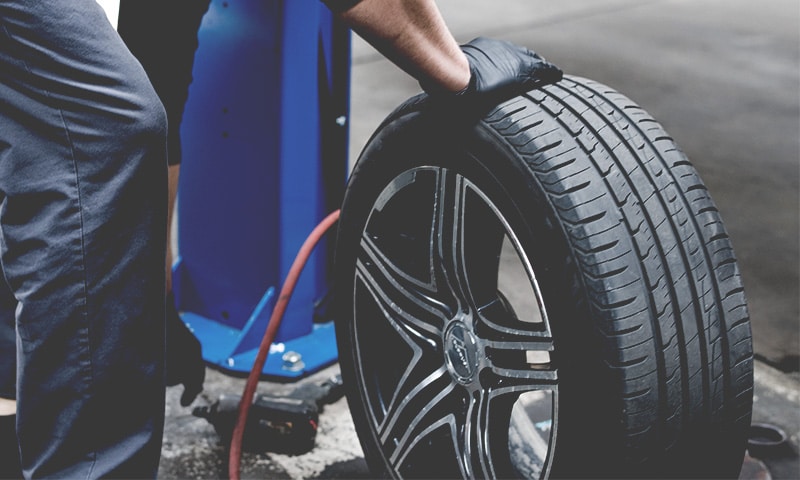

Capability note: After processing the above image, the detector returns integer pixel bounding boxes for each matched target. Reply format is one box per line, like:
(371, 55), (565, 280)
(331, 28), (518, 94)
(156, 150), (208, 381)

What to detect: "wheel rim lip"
(350, 164), (558, 478)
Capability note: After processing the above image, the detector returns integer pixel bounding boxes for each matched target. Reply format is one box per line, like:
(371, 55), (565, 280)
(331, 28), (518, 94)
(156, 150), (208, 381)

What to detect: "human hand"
(165, 292), (205, 407)
(424, 37), (562, 106)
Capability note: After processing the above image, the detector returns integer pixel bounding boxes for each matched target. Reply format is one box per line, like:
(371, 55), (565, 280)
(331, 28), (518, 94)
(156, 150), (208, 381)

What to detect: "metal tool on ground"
(193, 373), (344, 455)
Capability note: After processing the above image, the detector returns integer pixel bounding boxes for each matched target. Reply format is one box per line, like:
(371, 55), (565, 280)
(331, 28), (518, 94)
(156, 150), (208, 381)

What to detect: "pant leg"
(0, 275), (20, 475)
(0, 1), (168, 478)
(0, 275), (15, 400)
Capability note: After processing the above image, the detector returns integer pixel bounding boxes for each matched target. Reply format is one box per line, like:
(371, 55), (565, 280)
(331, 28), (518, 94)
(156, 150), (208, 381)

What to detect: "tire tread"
(482, 76), (753, 467)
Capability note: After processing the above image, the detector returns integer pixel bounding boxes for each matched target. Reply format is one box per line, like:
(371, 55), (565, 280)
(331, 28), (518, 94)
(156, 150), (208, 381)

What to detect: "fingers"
(524, 59), (563, 88)
(420, 37), (562, 119)
(462, 37), (562, 98)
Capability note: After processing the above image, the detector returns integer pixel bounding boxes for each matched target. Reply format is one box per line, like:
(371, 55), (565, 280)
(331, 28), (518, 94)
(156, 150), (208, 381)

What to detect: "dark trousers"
(0, 275), (13, 400)
(0, 1), (168, 477)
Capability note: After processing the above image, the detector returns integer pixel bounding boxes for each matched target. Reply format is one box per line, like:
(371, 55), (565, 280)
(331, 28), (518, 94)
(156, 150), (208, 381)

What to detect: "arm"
(336, 0), (471, 93)
(324, 0), (562, 103)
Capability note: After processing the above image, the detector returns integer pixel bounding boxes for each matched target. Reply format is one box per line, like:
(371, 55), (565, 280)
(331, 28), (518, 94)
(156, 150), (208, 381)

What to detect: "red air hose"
(228, 209), (341, 480)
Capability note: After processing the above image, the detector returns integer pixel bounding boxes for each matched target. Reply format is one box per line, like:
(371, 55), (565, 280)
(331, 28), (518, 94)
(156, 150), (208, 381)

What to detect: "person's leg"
(0, 411), (20, 480)
(0, 276), (16, 405)
(0, 277), (21, 479)
(0, 1), (168, 477)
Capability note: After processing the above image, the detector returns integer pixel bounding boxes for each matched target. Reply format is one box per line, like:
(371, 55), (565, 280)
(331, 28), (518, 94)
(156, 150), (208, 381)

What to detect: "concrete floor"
(159, 362), (798, 478)
(160, 0), (800, 478)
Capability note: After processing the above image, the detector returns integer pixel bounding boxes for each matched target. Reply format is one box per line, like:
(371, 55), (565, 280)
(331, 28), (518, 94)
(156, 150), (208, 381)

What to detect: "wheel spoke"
(488, 364), (558, 391)
(357, 234), (449, 342)
(432, 171), (470, 313)
(462, 389), (501, 478)
(384, 382), (497, 479)
(387, 383), (524, 478)
(382, 368), (458, 462)
(433, 173), (506, 315)
(479, 299), (553, 347)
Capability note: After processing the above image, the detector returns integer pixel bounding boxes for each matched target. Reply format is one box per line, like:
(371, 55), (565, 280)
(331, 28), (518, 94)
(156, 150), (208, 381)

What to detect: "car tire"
(333, 75), (754, 479)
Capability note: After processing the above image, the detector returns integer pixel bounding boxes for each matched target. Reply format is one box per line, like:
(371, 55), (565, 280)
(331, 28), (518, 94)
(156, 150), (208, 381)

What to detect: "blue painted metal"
(174, 0), (350, 379)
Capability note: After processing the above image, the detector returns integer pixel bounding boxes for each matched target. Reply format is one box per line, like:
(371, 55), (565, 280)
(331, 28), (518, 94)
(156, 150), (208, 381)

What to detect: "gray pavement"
(160, 0), (800, 478)
(159, 360), (799, 478)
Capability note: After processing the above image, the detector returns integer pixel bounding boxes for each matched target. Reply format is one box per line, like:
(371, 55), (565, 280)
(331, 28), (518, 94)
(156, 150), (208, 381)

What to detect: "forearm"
(336, 0), (471, 93)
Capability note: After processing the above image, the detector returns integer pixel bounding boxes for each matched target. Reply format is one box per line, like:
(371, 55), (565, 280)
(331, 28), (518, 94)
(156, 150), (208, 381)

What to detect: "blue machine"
(173, 0), (350, 379)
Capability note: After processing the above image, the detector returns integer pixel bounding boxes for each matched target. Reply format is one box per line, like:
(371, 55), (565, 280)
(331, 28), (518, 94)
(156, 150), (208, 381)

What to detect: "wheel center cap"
(444, 321), (479, 383)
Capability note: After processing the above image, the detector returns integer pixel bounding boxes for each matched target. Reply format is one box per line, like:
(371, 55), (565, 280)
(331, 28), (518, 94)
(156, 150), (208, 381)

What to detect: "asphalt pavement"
(159, 1), (800, 478)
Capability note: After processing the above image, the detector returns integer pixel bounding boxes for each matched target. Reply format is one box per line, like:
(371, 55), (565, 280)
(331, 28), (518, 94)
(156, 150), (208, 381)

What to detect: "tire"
(333, 75), (754, 479)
